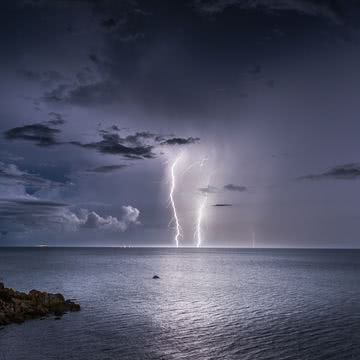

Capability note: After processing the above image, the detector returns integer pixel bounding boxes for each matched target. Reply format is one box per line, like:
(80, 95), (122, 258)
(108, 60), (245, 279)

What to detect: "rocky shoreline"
(0, 282), (80, 326)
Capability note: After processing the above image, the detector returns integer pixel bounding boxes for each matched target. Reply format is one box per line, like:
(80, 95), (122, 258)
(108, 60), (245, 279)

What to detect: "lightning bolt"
(169, 154), (182, 247)
(252, 228), (256, 248)
(196, 194), (208, 248)
(181, 157), (208, 177)
(196, 160), (210, 248)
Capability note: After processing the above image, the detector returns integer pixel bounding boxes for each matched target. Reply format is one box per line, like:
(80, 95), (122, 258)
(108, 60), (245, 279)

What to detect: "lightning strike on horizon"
(169, 154), (182, 247)
(252, 228), (256, 248)
(196, 160), (211, 248)
(196, 194), (208, 248)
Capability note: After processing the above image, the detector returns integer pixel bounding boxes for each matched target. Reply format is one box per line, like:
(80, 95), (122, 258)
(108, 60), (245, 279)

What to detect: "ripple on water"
(0, 248), (359, 360)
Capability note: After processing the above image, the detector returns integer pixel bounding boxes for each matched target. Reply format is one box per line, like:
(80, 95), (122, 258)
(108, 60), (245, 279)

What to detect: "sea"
(0, 247), (359, 360)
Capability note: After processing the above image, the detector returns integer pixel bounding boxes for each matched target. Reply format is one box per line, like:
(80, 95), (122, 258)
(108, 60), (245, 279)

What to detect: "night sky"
(1, 0), (360, 247)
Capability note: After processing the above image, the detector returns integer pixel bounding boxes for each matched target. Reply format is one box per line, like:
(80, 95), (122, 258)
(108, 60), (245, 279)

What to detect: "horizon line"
(0, 245), (359, 250)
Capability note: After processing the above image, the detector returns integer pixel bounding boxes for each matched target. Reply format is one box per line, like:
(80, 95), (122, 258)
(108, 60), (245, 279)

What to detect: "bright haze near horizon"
(1, 0), (360, 248)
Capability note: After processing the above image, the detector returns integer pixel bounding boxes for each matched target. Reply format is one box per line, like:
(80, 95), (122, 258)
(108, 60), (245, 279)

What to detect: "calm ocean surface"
(0, 248), (359, 360)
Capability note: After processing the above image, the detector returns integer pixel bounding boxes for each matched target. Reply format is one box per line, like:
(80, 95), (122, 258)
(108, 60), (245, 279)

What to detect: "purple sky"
(1, 0), (360, 247)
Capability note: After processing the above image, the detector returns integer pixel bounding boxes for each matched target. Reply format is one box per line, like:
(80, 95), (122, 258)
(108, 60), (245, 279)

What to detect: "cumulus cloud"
(224, 184), (247, 192)
(77, 206), (140, 231)
(298, 163), (360, 180)
(0, 161), (140, 234)
(0, 198), (140, 233)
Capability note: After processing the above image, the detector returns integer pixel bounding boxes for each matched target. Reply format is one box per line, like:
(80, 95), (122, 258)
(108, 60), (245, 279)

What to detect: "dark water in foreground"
(0, 248), (359, 360)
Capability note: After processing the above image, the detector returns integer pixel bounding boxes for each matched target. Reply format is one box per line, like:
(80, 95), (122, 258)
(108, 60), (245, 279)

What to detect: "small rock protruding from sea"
(152, 275), (160, 279)
(0, 281), (80, 326)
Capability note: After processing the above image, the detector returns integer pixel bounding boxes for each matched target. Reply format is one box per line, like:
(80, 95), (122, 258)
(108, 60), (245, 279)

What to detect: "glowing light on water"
(169, 154), (182, 247)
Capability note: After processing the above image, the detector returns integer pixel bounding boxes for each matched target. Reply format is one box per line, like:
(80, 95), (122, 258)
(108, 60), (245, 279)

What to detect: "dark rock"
(0, 282), (80, 326)
(152, 275), (160, 279)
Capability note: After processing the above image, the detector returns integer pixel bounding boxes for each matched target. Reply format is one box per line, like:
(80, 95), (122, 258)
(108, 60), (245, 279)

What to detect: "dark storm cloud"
(86, 164), (129, 173)
(193, 0), (342, 23)
(161, 137), (200, 146)
(70, 132), (155, 159)
(15, 0), (350, 122)
(122, 132), (162, 146)
(213, 203), (233, 207)
(299, 163), (360, 180)
(71, 127), (200, 159)
(72, 130), (200, 159)
(22, 1), (250, 116)
(4, 123), (61, 146)
(224, 184), (247, 192)
(3, 121), (199, 160)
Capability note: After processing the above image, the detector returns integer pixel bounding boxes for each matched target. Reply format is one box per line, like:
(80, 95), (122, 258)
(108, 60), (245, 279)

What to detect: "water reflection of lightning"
(170, 154), (182, 247)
